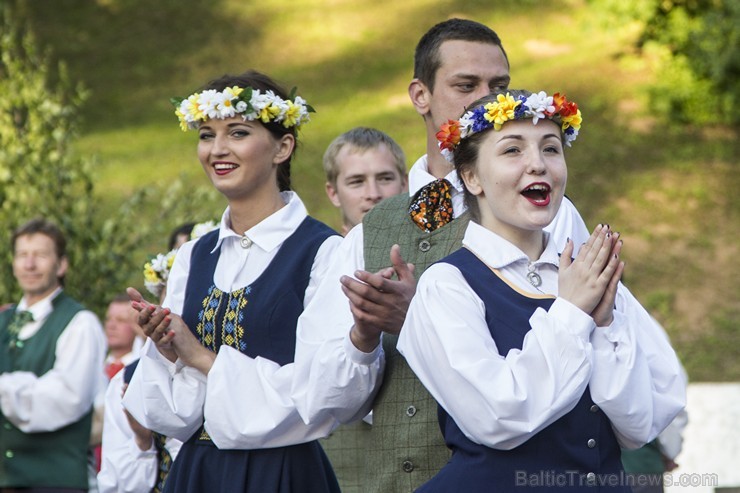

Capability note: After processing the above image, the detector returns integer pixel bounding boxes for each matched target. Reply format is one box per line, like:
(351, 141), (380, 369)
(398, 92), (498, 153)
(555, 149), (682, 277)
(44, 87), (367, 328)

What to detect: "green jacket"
(0, 293), (92, 489)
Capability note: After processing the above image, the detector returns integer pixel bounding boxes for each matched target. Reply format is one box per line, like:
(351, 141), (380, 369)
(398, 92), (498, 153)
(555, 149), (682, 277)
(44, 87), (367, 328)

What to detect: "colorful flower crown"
(143, 221), (219, 298)
(172, 86), (314, 132)
(436, 91), (582, 162)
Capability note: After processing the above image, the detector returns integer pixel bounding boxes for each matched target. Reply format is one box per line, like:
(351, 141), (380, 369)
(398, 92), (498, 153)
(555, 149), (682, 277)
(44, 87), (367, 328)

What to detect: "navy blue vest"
(159, 217), (341, 493)
(418, 248), (628, 492)
(181, 216), (336, 445)
(183, 217), (335, 365)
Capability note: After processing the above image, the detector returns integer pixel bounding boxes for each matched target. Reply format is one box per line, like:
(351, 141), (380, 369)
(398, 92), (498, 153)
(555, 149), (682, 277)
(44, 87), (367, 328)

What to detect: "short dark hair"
(168, 222), (195, 251)
(199, 69), (299, 191)
(414, 18), (508, 93)
(12, 218), (68, 285)
(12, 218), (67, 258)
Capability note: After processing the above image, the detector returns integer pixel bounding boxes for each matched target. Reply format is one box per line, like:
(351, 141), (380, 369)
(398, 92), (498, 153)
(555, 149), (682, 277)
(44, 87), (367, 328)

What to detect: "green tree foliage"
(0, 5), (221, 315)
(591, 0), (740, 125)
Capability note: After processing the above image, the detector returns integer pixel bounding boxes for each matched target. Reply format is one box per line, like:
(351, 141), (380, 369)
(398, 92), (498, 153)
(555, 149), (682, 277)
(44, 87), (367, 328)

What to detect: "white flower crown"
(173, 86), (314, 132)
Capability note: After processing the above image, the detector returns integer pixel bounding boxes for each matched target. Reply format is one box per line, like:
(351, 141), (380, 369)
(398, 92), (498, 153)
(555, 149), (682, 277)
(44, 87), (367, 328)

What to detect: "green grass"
(17, 0), (740, 381)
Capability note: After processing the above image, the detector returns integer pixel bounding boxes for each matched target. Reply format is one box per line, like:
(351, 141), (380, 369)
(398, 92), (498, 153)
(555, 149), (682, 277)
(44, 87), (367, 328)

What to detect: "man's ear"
(408, 78), (431, 117)
(325, 182), (342, 208)
(56, 256), (69, 281)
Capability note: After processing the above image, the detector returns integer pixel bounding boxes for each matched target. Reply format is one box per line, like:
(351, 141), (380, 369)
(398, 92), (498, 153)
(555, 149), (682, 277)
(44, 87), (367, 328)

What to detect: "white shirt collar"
(408, 154), (464, 197)
(211, 191), (307, 254)
(18, 286), (63, 322)
(462, 221), (561, 269)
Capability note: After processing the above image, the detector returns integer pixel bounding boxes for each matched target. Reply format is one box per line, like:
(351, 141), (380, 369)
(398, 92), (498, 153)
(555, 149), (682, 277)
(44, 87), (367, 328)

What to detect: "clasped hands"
(126, 287), (215, 374)
(341, 244), (416, 353)
(559, 224), (625, 327)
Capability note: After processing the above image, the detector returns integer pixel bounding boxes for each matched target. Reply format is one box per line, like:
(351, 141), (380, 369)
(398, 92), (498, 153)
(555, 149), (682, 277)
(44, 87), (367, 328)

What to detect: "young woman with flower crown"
(121, 70), (342, 493)
(397, 89), (686, 492)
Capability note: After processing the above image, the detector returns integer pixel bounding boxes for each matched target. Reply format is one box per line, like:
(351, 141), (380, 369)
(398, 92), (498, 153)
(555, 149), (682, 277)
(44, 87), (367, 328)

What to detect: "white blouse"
(122, 192), (343, 448)
(0, 288), (107, 433)
(291, 154), (592, 425)
(97, 369), (182, 493)
(397, 221), (687, 451)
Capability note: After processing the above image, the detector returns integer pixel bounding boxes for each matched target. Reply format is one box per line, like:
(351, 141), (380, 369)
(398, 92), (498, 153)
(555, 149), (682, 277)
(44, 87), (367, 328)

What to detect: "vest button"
(590, 404), (599, 413)
(418, 239), (431, 252)
(587, 438), (597, 448)
(15, 340), (23, 349)
(3, 423), (11, 430)
(5, 450), (13, 459)
(406, 405), (417, 417)
(402, 460), (414, 473)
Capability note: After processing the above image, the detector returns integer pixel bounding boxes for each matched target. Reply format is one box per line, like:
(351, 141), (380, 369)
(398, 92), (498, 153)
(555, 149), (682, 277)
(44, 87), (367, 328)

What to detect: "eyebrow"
(199, 121), (253, 131)
(497, 133), (561, 142)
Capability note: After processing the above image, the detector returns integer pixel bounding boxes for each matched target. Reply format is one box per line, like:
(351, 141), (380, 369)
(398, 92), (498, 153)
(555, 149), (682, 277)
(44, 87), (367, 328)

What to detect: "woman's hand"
(590, 234), (625, 327)
(558, 224), (622, 318)
(127, 287), (177, 361)
(166, 313), (216, 375)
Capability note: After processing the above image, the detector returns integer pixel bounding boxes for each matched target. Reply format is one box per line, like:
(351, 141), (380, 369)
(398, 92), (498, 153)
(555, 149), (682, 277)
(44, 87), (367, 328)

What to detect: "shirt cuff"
(592, 311), (629, 352)
(343, 332), (383, 366)
(142, 338), (179, 376)
(548, 297), (595, 342)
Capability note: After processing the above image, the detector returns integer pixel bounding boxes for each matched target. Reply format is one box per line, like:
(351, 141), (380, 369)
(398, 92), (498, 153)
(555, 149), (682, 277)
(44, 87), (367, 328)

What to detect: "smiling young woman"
(119, 70), (342, 493)
(397, 89), (687, 492)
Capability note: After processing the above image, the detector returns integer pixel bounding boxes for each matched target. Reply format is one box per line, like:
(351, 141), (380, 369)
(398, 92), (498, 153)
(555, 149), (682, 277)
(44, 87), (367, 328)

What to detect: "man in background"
(323, 127), (407, 236)
(0, 218), (106, 492)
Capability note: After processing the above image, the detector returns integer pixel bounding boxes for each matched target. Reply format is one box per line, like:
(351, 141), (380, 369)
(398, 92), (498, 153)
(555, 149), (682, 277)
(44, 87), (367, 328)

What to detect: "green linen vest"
(360, 193), (470, 493)
(0, 292), (92, 489)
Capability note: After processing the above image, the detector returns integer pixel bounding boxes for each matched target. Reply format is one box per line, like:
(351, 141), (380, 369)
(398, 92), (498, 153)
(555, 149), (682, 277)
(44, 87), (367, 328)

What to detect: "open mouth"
(521, 183), (551, 206)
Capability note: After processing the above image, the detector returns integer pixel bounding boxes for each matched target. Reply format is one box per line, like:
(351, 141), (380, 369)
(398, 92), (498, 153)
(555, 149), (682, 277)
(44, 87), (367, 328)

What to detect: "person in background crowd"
(0, 218), (106, 492)
(320, 126), (407, 491)
(323, 127), (407, 236)
(98, 224), (198, 493)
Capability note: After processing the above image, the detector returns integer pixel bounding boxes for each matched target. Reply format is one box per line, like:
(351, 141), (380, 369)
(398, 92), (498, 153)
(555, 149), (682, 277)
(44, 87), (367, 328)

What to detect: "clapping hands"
(126, 287), (215, 373)
(558, 224), (625, 326)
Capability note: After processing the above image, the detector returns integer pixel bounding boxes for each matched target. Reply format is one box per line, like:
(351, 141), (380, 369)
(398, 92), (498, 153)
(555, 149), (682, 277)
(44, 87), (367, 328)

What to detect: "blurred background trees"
(0, 2), (218, 314)
(590, 0), (739, 124)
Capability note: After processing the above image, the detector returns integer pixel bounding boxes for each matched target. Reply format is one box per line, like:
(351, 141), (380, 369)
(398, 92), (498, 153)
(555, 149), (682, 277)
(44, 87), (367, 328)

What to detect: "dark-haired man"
(0, 218), (106, 492)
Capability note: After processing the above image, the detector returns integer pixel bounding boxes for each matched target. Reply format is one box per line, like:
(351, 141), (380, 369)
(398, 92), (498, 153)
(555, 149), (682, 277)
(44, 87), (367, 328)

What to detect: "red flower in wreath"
(436, 119), (461, 152)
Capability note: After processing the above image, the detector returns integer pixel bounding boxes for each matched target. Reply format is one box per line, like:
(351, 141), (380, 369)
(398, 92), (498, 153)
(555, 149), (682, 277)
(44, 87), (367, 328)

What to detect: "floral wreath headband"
(173, 85), (314, 132)
(143, 221), (219, 298)
(436, 91), (583, 162)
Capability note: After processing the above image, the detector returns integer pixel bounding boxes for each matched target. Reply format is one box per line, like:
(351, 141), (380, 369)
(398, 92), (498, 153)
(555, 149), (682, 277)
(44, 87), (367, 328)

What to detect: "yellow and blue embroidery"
(196, 285), (249, 352)
(195, 284), (250, 442)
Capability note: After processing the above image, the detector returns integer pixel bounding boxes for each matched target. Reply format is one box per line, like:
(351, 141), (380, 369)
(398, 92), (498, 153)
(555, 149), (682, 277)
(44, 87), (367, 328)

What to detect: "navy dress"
(162, 217), (340, 493)
(416, 248), (629, 492)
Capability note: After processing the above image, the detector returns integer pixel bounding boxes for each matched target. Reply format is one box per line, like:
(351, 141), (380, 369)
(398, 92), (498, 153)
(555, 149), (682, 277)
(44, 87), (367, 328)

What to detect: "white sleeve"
(0, 310), (106, 432)
(397, 263), (595, 450)
(204, 236), (352, 449)
(291, 224), (385, 426)
(98, 371), (157, 493)
(545, 195), (590, 252)
(588, 284), (687, 449)
(121, 339), (207, 442)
